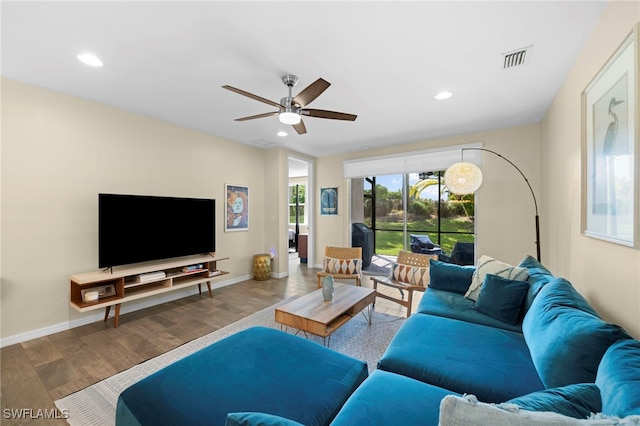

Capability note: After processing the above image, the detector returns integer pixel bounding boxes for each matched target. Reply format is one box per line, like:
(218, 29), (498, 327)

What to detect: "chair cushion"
(409, 234), (435, 249)
(523, 282), (631, 388)
(428, 259), (475, 294)
(465, 255), (529, 301)
(596, 339), (640, 417)
(507, 383), (602, 419)
(474, 274), (530, 325)
(116, 327), (368, 426)
(390, 263), (430, 287)
(324, 257), (361, 275)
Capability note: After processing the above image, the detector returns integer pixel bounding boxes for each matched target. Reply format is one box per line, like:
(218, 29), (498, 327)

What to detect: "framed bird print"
(581, 23), (638, 247)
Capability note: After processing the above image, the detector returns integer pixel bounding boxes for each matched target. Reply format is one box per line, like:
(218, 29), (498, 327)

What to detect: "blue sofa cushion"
(596, 339), (640, 417)
(378, 314), (543, 402)
(517, 255), (555, 313)
(331, 370), (459, 426)
(428, 259), (475, 294)
(523, 282), (631, 388)
(529, 277), (599, 316)
(116, 327), (368, 426)
(507, 383), (602, 419)
(475, 274), (529, 325)
(416, 288), (523, 333)
(226, 412), (304, 426)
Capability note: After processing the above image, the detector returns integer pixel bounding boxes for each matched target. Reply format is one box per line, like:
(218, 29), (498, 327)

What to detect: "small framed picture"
(225, 184), (249, 232)
(320, 187), (338, 215)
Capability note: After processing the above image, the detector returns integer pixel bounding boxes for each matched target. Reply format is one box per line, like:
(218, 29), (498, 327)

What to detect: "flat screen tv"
(99, 193), (215, 269)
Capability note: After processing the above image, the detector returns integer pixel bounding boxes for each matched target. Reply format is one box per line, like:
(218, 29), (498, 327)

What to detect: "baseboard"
(271, 271), (288, 279)
(0, 275), (249, 348)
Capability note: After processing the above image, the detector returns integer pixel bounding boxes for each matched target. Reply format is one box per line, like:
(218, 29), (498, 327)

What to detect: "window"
(289, 184), (306, 225)
(362, 171), (474, 256)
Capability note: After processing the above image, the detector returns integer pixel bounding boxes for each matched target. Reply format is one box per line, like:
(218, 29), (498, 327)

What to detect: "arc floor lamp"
(444, 148), (541, 262)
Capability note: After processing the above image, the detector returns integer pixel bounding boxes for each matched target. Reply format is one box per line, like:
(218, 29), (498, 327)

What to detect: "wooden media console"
(70, 254), (228, 327)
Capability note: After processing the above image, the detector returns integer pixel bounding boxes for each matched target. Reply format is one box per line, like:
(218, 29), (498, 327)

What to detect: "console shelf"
(70, 254), (228, 327)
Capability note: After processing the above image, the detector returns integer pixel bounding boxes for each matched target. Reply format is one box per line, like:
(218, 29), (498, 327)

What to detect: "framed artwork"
(320, 187), (338, 215)
(581, 24), (638, 248)
(225, 184), (249, 232)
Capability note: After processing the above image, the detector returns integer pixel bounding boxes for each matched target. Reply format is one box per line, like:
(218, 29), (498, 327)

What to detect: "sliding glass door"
(360, 171), (475, 257)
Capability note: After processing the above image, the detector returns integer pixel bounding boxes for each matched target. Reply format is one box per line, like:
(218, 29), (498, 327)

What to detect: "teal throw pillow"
(225, 412), (304, 426)
(474, 274), (529, 325)
(596, 339), (640, 417)
(428, 259), (475, 294)
(507, 383), (602, 419)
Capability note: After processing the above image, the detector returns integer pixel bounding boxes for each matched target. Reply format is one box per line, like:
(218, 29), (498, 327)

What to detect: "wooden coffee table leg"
(104, 306), (111, 323)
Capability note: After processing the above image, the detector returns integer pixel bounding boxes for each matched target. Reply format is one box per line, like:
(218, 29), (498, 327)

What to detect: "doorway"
(288, 156), (313, 269)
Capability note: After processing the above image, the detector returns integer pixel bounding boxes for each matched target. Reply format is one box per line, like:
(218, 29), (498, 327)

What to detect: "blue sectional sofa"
(332, 255), (640, 425)
(117, 255), (640, 425)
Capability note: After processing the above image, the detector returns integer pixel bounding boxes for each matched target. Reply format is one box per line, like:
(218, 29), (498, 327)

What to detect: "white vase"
(322, 275), (334, 301)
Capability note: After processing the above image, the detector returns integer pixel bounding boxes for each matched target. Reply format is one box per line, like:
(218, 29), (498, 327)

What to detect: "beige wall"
(1, 78), (271, 341)
(2, 1), (638, 343)
(313, 124), (542, 268)
(541, 2), (640, 337)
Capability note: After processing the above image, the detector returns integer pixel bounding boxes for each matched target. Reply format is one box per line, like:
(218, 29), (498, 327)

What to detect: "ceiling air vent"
(501, 45), (533, 69)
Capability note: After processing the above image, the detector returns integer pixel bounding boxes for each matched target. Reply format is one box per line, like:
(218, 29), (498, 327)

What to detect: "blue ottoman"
(116, 326), (368, 426)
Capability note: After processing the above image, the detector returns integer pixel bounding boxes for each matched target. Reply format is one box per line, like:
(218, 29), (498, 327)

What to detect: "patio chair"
(371, 250), (438, 317)
(317, 246), (363, 288)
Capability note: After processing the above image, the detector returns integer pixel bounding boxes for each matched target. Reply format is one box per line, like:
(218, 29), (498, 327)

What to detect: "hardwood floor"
(0, 259), (414, 425)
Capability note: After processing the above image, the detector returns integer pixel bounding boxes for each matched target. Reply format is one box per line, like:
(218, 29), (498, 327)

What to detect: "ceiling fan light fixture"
(279, 111), (301, 125)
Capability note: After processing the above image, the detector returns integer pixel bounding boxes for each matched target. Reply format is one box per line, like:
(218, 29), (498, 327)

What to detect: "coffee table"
(275, 283), (376, 347)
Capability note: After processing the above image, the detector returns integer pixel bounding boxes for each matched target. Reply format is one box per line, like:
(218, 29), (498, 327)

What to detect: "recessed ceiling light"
(434, 91), (453, 100)
(77, 53), (103, 67)
(277, 130), (288, 137)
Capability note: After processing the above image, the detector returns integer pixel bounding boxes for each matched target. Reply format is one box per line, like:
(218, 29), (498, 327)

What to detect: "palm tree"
(409, 177), (441, 200)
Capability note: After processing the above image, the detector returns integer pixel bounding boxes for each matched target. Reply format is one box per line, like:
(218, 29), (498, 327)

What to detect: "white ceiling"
(1, 1), (608, 158)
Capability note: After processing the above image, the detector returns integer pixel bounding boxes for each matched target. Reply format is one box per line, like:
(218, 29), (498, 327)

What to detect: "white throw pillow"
(390, 263), (430, 287)
(438, 395), (640, 426)
(323, 257), (361, 275)
(465, 255), (529, 301)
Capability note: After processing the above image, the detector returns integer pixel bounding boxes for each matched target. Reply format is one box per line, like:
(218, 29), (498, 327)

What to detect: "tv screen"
(99, 193), (215, 268)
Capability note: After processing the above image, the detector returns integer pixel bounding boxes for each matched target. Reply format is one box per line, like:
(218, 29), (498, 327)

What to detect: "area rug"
(54, 299), (404, 426)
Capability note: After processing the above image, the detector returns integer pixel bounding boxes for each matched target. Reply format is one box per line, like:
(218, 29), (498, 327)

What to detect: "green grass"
(369, 216), (474, 255)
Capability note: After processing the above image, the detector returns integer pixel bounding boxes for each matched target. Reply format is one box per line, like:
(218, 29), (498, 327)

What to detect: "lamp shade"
(444, 162), (483, 195)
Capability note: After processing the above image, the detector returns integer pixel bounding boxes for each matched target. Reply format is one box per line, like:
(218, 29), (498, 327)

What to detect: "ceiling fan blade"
(222, 85), (284, 109)
(234, 111), (279, 122)
(292, 120), (307, 135)
(302, 108), (357, 121)
(293, 78), (330, 107)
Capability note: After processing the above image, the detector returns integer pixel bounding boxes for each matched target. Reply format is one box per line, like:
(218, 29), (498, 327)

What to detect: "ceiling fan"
(222, 74), (357, 135)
